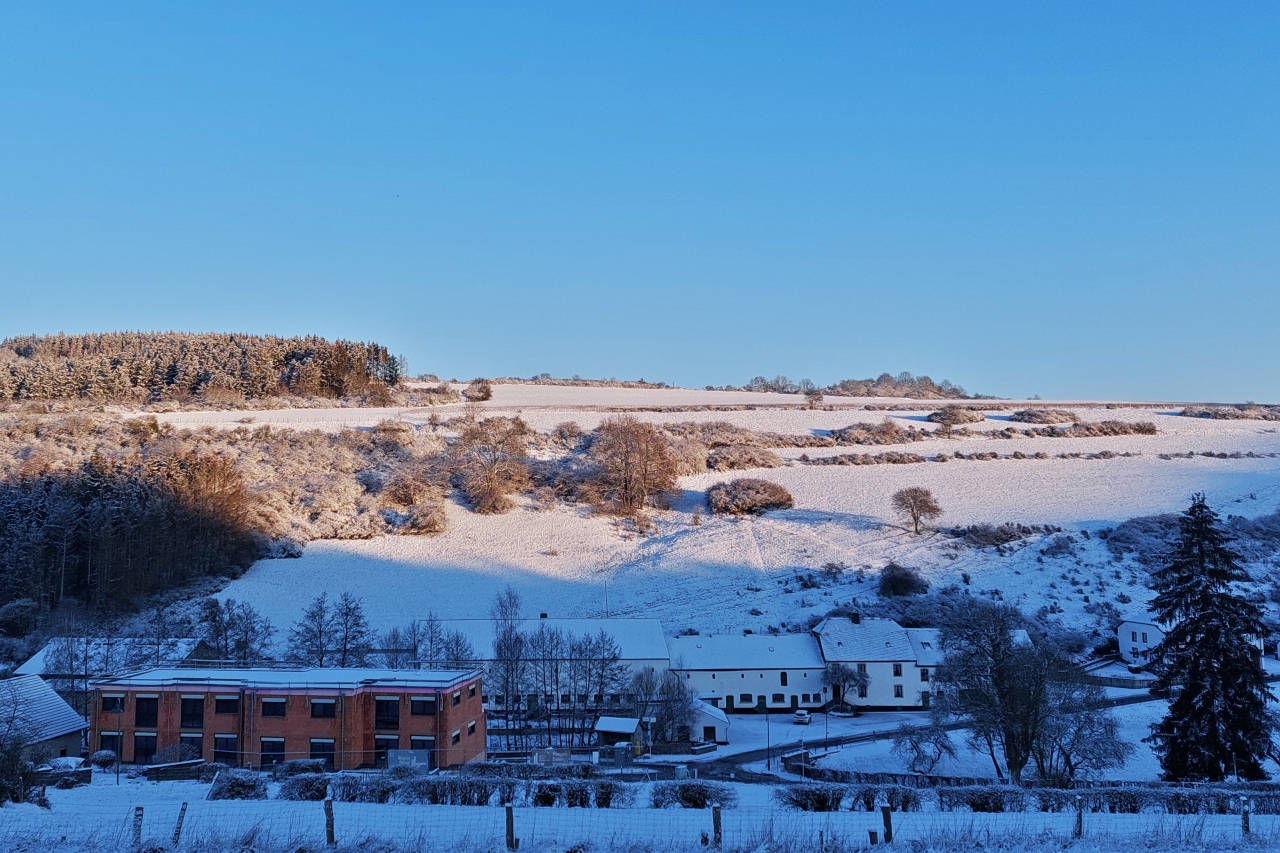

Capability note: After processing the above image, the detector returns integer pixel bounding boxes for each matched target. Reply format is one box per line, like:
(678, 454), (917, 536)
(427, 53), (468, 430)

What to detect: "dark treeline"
(0, 332), (405, 403)
(0, 454), (263, 618)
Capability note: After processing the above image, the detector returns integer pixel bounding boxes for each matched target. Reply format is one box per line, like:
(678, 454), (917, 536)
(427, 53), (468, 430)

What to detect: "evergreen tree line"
(0, 332), (405, 402)
(0, 454), (263, 618)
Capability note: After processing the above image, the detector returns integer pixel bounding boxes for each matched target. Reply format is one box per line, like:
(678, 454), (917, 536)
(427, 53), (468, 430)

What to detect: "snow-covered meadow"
(5, 772), (1279, 853)
(200, 385), (1280, 646)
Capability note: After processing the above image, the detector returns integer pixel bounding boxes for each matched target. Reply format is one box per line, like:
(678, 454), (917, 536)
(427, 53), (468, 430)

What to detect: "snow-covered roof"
(0, 675), (87, 744)
(813, 617), (916, 663)
(1118, 616), (1163, 629)
(91, 667), (480, 691)
(594, 716), (641, 734)
(692, 699), (728, 724)
(905, 628), (943, 667)
(436, 618), (669, 663)
(667, 633), (825, 671)
(15, 638), (208, 677)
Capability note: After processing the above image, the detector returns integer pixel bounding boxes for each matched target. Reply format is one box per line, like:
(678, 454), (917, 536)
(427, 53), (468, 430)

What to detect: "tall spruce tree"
(1147, 494), (1275, 781)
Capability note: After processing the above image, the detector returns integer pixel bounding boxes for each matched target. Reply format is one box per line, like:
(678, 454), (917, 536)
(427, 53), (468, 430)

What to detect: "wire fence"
(4, 802), (1279, 851)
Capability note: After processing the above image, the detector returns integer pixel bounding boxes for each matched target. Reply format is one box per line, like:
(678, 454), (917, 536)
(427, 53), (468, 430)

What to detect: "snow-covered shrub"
(1103, 513), (1179, 565)
(1040, 535), (1076, 559)
(882, 785), (923, 812)
(651, 781), (738, 809)
(388, 764), (422, 780)
(878, 563), (929, 597)
(53, 773), (85, 789)
(1181, 404), (1280, 421)
(531, 782), (562, 807)
(774, 784), (847, 811)
(927, 406), (985, 426)
(663, 421), (764, 448)
(668, 437), (710, 475)
(209, 771), (267, 800)
(24, 786), (50, 809)
(272, 758), (328, 779)
(949, 523), (1054, 549)
(807, 452), (927, 466)
(707, 445), (782, 471)
(197, 762), (229, 783)
(403, 503), (447, 535)
(392, 777), (502, 806)
(90, 750), (117, 771)
(1010, 409), (1078, 424)
(592, 780), (637, 808)
(463, 380), (493, 401)
(707, 479), (793, 515)
(937, 786), (1030, 813)
(847, 785), (924, 812)
(832, 420), (929, 446)
(278, 774), (330, 801)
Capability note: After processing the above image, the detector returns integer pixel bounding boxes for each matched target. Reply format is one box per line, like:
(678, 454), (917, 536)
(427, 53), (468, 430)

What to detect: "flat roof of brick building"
(91, 667), (481, 691)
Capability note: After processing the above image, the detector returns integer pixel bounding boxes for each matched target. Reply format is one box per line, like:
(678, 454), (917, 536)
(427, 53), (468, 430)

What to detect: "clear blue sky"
(1, 3), (1277, 401)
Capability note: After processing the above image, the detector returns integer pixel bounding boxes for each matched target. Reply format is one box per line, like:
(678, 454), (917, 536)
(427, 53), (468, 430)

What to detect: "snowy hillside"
(207, 385), (1280, 644)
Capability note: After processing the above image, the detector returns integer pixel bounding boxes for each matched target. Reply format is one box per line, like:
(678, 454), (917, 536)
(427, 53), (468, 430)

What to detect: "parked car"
(793, 710), (811, 725)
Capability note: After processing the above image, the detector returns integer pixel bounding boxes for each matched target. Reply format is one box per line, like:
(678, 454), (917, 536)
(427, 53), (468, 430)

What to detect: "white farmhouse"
(1117, 617), (1164, 665)
(1117, 614), (1264, 667)
(667, 632), (827, 713)
(812, 615), (936, 710)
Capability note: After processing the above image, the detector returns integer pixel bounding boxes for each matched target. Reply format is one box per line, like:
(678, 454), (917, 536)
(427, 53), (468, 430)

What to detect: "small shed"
(0, 675), (88, 761)
(594, 716), (641, 747)
(692, 700), (730, 745)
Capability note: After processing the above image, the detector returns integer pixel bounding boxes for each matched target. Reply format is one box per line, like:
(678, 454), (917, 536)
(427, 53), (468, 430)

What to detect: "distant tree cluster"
(718, 372), (970, 399)
(0, 332), (406, 403)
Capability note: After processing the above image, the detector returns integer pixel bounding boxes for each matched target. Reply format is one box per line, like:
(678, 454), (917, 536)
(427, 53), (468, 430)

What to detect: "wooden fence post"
(324, 798), (335, 846)
(506, 804), (520, 850)
(1243, 797), (1252, 836)
(132, 806), (144, 848)
(868, 830), (879, 845)
(1073, 795), (1083, 839)
(880, 805), (893, 843)
(712, 805), (722, 848)
(171, 802), (188, 847)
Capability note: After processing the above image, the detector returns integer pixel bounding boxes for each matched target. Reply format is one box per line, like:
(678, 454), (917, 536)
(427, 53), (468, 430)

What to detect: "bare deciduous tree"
(891, 723), (957, 774)
(332, 592), (372, 667)
(198, 598), (275, 665)
(934, 599), (1052, 786)
(452, 418), (530, 514)
(589, 416), (678, 516)
(822, 662), (870, 709)
(892, 487), (942, 534)
(288, 592), (338, 666)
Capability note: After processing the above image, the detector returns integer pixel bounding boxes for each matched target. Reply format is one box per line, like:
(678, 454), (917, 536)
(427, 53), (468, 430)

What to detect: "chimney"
(851, 612), (861, 625)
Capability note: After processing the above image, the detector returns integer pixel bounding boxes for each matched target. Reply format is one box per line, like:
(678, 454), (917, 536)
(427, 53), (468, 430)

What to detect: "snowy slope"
(213, 386), (1280, 646)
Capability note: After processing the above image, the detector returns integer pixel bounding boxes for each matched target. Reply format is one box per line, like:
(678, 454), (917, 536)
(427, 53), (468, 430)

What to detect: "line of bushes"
(774, 783), (1280, 815)
(805, 452), (927, 466)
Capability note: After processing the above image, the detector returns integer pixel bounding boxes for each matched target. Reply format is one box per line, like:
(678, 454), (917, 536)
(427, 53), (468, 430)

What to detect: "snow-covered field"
(4, 773), (1276, 852)
(207, 385), (1280, 642)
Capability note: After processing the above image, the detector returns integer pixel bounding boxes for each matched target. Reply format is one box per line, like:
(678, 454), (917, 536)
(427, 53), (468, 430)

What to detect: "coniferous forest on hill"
(0, 332), (406, 403)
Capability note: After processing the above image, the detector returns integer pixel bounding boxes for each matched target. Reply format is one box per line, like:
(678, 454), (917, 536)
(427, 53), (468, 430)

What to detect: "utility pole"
(765, 710), (772, 770)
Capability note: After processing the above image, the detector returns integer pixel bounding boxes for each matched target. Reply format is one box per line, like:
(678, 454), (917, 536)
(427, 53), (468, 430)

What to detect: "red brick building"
(89, 667), (485, 770)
